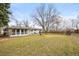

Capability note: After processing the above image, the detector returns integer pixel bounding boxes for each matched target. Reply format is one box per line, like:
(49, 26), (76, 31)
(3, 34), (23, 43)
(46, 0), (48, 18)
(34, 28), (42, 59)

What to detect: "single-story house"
(0, 26), (42, 37)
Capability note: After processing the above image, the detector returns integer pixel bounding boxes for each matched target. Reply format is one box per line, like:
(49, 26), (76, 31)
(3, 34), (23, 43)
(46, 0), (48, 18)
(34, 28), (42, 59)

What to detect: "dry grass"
(0, 34), (79, 56)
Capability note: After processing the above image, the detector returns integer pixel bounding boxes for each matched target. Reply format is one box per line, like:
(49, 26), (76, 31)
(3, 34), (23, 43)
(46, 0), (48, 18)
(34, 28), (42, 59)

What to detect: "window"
(21, 29), (24, 34)
(12, 29), (15, 35)
(25, 29), (27, 34)
(17, 29), (20, 35)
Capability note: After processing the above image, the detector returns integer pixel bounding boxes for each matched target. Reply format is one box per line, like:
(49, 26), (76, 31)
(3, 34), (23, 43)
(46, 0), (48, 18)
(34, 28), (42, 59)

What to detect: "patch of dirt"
(71, 34), (79, 45)
(0, 36), (10, 41)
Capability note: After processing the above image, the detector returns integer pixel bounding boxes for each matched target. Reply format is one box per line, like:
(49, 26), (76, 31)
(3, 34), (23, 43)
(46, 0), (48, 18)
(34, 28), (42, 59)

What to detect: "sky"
(9, 3), (79, 27)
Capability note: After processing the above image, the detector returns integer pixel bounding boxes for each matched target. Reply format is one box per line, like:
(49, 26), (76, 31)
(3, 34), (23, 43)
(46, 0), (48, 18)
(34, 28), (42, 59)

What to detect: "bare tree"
(32, 4), (59, 32)
(11, 14), (22, 27)
(76, 15), (79, 30)
(22, 19), (29, 27)
(70, 19), (76, 29)
(53, 16), (61, 31)
(32, 4), (46, 32)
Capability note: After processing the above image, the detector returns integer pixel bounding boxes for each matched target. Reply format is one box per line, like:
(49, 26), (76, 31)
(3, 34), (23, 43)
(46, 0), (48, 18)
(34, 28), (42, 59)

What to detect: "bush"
(65, 30), (72, 35)
(74, 29), (79, 33)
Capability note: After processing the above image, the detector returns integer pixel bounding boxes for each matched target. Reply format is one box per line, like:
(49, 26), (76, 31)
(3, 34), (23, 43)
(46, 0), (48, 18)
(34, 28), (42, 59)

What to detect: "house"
(0, 27), (4, 36)
(1, 26), (42, 37)
(74, 29), (79, 33)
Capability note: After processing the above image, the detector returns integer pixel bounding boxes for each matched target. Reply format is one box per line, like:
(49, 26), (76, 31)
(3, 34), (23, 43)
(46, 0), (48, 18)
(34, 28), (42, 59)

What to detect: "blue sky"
(9, 3), (79, 26)
(54, 3), (79, 18)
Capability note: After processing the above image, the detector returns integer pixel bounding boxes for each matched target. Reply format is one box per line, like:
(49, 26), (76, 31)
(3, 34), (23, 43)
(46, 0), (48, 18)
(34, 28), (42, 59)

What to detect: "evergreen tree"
(0, 3), (11, 27)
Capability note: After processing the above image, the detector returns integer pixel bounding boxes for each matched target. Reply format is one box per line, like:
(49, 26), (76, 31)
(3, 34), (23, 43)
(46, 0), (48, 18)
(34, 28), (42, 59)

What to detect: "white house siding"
(9, 29), (37, 37)
(0, 27), (4, 35)
(4, 26), (41, 37)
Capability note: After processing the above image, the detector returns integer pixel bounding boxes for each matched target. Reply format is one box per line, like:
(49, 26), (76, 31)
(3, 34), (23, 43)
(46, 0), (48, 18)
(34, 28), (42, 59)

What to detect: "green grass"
(0, 34), (79, 56)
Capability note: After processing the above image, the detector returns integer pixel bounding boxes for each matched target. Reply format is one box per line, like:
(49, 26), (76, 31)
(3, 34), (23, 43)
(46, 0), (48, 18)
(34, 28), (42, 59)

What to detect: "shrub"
(65, 30), (72, 35)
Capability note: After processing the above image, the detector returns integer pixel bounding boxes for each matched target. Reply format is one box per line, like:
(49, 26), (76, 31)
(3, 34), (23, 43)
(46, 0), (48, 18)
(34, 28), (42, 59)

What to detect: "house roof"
(7, 26), (42, 30)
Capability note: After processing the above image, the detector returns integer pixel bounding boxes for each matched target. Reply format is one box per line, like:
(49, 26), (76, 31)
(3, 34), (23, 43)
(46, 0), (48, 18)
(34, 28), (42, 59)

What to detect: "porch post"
(24, 29), (25, 34)
(15, 29), (17, 35)
(20, 29), (21, 35)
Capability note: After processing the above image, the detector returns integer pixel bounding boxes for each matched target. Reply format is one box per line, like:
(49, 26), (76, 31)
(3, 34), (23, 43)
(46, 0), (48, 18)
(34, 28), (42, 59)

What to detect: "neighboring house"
(74, 29), (79, 33)
(1, 26), (42, 37)
(0, 27), (4, 35)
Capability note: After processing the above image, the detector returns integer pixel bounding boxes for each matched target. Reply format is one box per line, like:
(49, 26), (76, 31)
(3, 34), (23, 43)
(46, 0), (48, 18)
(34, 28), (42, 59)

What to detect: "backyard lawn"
(0, 34), (79, 56)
